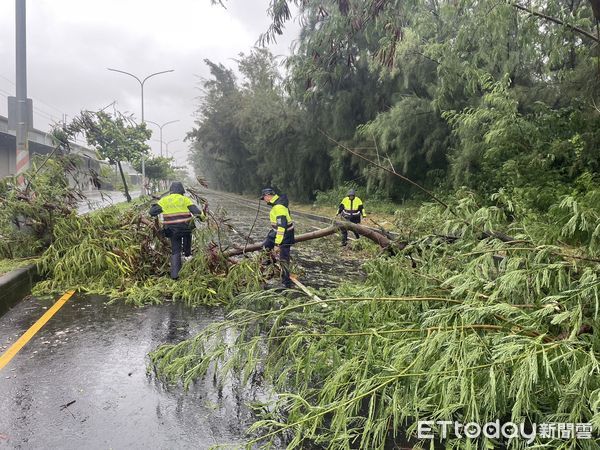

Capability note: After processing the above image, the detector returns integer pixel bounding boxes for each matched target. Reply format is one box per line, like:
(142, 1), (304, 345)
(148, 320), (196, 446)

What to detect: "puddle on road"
(0, 294), (263, 449)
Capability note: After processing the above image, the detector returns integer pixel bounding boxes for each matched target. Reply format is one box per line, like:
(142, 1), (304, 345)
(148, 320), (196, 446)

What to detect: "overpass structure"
(0, 115), (141, 190)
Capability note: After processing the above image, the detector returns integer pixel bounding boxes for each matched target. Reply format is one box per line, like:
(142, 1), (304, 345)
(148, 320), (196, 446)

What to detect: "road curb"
(0, 264), (40, 317)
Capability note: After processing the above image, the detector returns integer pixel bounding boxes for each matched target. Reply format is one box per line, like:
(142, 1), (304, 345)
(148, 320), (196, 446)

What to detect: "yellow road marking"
(0, 290), (76, 371)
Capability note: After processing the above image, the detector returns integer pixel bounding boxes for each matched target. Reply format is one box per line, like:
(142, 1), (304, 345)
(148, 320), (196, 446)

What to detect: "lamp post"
(165, 139), (179, 158)
(107, 68), (174, 195)
(146, 120), (179, 157)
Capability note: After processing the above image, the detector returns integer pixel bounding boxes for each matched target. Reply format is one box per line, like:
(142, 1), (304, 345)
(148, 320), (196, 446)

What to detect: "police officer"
(261, 187), (295, 288)
(149, 181), (205, 279)
(337, 189), (367, 246)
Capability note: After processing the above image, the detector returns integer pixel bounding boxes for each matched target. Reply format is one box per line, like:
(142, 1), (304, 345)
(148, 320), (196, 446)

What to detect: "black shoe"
(282, 281), (293, 289)
(341, 242), (347, 247)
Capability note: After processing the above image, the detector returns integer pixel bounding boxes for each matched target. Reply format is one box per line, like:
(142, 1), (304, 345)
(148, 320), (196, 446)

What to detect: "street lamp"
(106, 67), (174, 195)
(165, 139), (179, 158)
(146, 119), (179, 157)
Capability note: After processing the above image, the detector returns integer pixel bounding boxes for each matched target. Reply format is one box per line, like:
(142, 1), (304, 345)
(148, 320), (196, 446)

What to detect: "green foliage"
(201, 0), (600, 210)
(445, 76), (600, 199)
(132, 156), (175, 181)
(187, 59), (251, 193)
(151, 191), (600, 448)
(53, 110), (150, 166)
(545, 177), (600, 255)
(89, 111), (150, 165)
(0, 257), (36, 275)
(0, 156), (83, 258)
(162, 2), (600, 445)
(132, 156), (177, 192)
(357, 96), (451, 198)
(54, 110), (151, 202)
(33, 200), (265, 306)
(188, 49), (333, 200)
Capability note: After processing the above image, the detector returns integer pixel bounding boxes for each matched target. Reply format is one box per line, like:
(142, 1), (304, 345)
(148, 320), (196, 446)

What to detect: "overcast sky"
(0, 0), (300, 168)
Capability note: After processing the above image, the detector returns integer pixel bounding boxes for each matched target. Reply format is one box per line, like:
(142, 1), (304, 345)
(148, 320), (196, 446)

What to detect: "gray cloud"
(0, 0), (300, 168)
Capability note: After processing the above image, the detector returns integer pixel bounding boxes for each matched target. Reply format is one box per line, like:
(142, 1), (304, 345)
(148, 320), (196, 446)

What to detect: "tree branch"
(221, 221), (397, 258)
(510, 2), (600, 43)
(319, 129), (459, 218)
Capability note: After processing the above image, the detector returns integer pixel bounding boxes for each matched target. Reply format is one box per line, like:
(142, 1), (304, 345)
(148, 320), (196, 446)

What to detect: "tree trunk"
(221, 221), (394, 258)
(117, 161), (131, 202)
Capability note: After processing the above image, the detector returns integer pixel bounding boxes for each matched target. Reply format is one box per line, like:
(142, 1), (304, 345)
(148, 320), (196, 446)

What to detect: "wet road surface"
(0, 294), (254, 449)
(202, 190), (366, 288)
(77, 190), (141, 215)
(0, 190), (368, 449)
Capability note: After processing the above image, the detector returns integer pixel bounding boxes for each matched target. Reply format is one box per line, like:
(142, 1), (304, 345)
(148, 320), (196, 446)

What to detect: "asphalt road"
(77, 190), (141, 215)
(0, 295), (253, 449)
(0, 189), (367, 449)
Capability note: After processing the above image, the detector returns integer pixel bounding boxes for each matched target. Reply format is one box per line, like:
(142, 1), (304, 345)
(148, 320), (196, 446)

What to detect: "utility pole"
(13, 0), (32, 179)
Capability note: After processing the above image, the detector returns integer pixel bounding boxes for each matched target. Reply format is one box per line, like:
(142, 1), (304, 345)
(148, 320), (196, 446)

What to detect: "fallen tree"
(152, 190), (600, 450)
(222, 220), (396, 257)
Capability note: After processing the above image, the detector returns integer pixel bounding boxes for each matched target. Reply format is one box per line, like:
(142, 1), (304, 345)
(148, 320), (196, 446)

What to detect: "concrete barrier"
(0, 264), (39, 316)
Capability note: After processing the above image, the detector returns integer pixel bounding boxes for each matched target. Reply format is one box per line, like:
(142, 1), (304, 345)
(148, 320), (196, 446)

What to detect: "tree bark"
(221, 221), (394, 258)
(117, 160), (132, 202)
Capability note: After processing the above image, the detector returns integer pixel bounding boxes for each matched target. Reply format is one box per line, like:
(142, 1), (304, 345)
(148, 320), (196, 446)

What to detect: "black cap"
(260, 187), (276, 199)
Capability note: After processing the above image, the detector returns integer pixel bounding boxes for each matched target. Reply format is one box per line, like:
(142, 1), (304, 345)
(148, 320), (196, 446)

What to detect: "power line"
(0, 73), (69, 119)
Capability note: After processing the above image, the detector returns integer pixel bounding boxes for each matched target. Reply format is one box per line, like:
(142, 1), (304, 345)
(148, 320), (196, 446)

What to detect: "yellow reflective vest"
(339, 196), (366, 218)
(268, 194), (294, 245)
(157, 193), (194, 225)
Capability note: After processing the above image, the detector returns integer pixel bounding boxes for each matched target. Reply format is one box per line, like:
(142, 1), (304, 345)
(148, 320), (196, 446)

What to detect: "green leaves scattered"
(33, 200), (264, 306)
(151, 193), (600, 448)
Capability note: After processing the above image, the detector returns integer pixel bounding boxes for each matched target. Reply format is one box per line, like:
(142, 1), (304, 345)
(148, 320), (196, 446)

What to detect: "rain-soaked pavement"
(0, 295), (253, 449)
(77, 189), (141, 214)
(0, 190), (369, 449)
(202, 190), (366, 289)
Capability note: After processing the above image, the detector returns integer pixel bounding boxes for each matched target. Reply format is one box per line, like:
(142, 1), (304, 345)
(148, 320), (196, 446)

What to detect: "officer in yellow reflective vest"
(337, 189), (367, 246)
(149, 181), (205, 279)
(261, 187), (295, 288)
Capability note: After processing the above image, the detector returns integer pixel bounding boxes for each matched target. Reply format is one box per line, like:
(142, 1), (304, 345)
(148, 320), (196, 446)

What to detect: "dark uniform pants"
(341, 215), (361, 244)
(167, 228), (192, 279)
(263, 230), (293, 287)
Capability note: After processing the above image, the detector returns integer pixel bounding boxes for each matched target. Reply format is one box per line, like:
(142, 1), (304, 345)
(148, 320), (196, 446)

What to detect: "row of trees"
(190, 0), (599, 208)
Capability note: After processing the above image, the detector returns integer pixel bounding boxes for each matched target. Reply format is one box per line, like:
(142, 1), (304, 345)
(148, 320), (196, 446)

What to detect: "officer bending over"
(149, 181), (205, 280)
